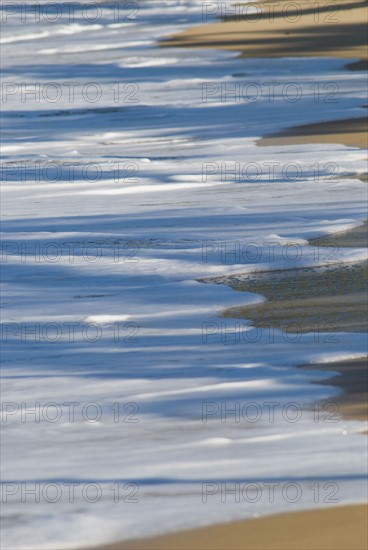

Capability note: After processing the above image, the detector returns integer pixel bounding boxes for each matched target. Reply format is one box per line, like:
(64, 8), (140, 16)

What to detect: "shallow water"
(1, 1), (367, 548)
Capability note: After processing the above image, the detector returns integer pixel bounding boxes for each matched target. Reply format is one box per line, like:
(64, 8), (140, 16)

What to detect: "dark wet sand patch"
(213, 222), (367, 423)
(346, 58), (368, 70)
(300, 356), (368, 421)
(309, 220), (367, 248)
(220, 262), (367, 334)
(208, 221), (367, 334)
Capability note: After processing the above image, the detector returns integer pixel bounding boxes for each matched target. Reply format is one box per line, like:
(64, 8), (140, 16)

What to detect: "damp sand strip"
(300, 356), (367, 422)
(88, 504), (368, 550)
(208, 222), (367, 423)
(309, 220), (368, 248)
(220, 262), (367, 334)
(216, 221), (367, 334)
(302, 226), (367, 423)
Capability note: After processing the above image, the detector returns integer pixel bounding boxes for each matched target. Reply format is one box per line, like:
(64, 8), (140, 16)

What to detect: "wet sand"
(218, 221), (367, 334)
(300, 356), (368, 421)
(220, 260), (367, 331)
(90, 504), (368, 550)
(214, 222), (368, 427)
(220, 261), (367, 333)
(308, 220), (368, 248)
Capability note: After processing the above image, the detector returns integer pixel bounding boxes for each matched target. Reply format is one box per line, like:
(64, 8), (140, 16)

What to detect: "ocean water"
(1, 1), (367, 548)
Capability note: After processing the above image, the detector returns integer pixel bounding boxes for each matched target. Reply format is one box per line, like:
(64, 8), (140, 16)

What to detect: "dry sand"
(164, 0), (368, 149)
(163, 0), (368, 63)
(257, 116), (368, 148)
(90, 504), (368, 549)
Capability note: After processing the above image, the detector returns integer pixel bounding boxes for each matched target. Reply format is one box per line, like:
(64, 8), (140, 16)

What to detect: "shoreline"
(4, 0), (368, 549)
(89, 504), (368, 549)
(80, 233), (368, 550)
(162, 0), (367, 64)
(220, 221), (367, 421)
(163, 0), (368, 149)
(257, 116), (368, 149)
(218, 221), (368, 336)
(85, 4), (367, 550)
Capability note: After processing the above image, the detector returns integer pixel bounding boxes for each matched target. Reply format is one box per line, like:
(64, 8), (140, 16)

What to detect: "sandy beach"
(86, 4), (368, 550)
(257, 116), (368, 148)
(90, 504), (368, 550)
(78, 3), (368, 550)
(165, 0), (368, 148)
(113, 4), (368, 550)
(86, 233), (368, 548)
(2, 1), (367, 549)
(163, 0), (367, 63)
